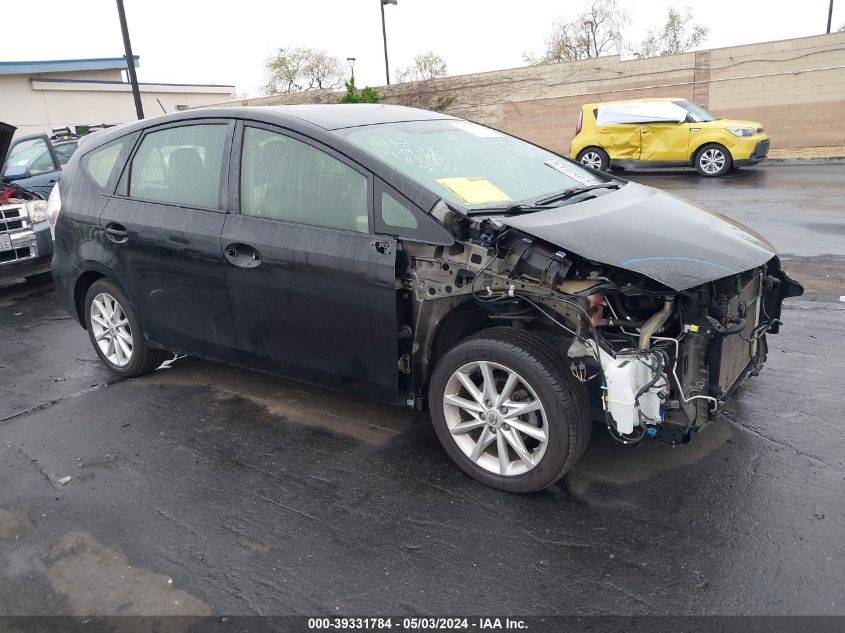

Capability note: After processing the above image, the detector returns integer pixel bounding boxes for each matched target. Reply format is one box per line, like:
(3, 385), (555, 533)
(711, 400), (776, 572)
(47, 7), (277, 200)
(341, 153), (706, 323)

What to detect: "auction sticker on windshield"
(545, 159), (601, 186)
(436, 177), (512, 205)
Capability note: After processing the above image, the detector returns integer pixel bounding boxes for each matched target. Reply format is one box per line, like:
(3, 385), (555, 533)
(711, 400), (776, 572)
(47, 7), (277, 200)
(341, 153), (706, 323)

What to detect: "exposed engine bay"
(399, 202), (803, 446)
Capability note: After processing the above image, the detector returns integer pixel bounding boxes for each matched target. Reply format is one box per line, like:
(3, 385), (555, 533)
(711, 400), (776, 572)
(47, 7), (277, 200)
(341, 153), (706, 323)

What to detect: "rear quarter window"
(82, 136), (135, 192)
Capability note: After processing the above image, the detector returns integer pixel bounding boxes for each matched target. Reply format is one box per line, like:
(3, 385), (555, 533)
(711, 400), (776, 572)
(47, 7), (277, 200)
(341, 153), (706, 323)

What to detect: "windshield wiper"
(468, 182), (622, 215)
(535, 182), (620, 206)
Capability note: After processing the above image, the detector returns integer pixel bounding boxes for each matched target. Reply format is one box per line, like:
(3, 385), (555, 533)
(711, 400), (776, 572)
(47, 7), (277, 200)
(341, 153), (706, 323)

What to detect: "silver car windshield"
(340, 119), (602, 210)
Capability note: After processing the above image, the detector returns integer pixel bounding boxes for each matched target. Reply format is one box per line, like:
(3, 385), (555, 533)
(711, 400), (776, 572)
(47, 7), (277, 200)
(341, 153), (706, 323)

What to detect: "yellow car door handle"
(690, 127), (701, 132)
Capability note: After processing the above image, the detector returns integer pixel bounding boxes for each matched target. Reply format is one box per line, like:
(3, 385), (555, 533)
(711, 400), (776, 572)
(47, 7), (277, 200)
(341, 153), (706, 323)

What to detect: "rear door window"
(129, 124), (228, 209)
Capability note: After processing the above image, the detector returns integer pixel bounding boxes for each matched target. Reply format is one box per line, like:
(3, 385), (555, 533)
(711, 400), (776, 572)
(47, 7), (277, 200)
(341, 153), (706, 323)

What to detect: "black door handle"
(104, 222), (129, 243)
(224, 243), (261, 269)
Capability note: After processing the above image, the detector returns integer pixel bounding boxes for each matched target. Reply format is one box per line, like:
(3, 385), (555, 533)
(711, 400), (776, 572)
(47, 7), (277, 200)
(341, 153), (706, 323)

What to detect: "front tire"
(695, 143), (732, 177)
(577, 147), (609, 171)
(428, 328), (591, 493)
(84, 278), (169, 377)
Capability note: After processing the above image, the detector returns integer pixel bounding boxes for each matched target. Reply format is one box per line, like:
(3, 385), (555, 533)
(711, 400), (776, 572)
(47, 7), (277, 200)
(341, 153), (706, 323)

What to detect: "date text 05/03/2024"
(307, 617), (528, 630)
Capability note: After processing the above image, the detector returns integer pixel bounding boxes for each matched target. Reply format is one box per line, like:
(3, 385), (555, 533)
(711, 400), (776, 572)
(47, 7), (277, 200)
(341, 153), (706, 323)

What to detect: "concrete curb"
(763, 155), (845, 166)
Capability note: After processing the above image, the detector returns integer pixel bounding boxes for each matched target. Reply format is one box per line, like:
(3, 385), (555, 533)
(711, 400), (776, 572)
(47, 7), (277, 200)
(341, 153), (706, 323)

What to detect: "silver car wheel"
(699, 148), (726, 174)
(580, 151), (603, 169)
(442, 361), (549, 477)
(90, 292), (133, 367)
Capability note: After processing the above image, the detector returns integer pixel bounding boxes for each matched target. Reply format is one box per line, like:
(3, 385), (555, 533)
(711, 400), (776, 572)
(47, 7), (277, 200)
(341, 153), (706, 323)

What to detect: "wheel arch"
(411, 297), (578, 408)
(689, 140), (732, 166)
(73, 264), (133, 331)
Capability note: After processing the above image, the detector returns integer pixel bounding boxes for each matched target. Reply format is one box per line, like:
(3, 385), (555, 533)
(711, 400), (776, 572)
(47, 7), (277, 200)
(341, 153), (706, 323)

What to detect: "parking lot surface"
(1, 165), (843, 616)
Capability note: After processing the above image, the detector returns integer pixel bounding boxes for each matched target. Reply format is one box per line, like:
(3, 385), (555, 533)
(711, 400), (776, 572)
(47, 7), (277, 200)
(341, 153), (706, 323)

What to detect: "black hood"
(501, 182), (776, 291)
(0, 122), (15, 166)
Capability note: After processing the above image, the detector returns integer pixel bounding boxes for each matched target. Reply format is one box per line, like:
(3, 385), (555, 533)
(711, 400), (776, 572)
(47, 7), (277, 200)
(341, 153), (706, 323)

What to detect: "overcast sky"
(3, 0), (842, 96)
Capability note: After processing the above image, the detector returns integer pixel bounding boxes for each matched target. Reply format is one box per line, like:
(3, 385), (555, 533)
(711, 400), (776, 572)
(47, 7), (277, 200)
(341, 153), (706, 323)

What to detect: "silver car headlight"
(727, 127), (756, 138)
(25, 200), (48, 223)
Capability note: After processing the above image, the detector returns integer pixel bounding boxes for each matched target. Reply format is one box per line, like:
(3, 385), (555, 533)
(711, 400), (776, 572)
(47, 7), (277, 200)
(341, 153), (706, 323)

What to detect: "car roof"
(584, 97), (686, 109)
(84, 104), (456, 147)
(267, 104), (456, 130)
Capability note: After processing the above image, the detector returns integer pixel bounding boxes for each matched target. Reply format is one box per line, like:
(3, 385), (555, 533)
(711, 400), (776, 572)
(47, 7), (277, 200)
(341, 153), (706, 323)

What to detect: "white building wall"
(0, 68), (234, 136)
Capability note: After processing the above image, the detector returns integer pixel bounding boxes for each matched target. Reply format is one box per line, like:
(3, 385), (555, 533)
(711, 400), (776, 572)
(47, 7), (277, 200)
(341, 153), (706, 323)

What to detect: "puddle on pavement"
(0, 279), (53, 308)
(568, 420), (734, 494)
(137, 357), (418, 445)
(33, 531), (210, 616)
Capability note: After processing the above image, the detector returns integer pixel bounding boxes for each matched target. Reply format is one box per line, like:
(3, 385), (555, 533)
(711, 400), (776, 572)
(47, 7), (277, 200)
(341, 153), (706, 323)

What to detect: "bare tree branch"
(524, 0), (629, 64)
(396, 52), (449, 83)
(263, 47), (343, 95)
(638, 7), (709, 57)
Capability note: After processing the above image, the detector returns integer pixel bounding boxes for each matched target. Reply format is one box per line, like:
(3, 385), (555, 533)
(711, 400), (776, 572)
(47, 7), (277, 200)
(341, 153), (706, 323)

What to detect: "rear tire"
(577, 147), (609, 172)
(695, 143), (732, 177)
(84, 278), (169, 377)
(428, 328), (591, 493)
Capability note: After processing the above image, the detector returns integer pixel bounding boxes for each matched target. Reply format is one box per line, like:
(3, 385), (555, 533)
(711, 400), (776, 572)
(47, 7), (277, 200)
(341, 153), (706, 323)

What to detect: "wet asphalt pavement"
(0, 164), (843, 618)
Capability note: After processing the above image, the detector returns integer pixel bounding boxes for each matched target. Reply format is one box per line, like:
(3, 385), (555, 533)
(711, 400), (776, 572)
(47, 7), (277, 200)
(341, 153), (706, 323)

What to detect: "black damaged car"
(51, 105), (802, 492)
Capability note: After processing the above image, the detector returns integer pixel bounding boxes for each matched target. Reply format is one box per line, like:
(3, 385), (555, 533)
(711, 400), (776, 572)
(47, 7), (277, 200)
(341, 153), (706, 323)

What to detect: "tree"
(263, 47), (343, 95)
(525, 0), (629, 64)
(639, 7), (709, 57)
(337, 79), (380, 104)
(395, 52), (448, 83)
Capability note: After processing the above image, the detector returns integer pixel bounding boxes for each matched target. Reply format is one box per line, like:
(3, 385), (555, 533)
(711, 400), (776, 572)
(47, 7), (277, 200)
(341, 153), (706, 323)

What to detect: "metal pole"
(381, 1), (390, 85)
(827, 0), (834, 33)
(116, 0), (144, 120)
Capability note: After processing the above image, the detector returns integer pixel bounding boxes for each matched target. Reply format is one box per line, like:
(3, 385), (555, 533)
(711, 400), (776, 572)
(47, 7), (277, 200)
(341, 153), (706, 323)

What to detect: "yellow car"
(570, 98), (769, 177)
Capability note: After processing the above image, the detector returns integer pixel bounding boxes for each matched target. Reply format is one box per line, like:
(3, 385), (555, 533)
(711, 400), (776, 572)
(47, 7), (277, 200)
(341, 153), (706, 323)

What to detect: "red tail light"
(575, 109), (583, 135)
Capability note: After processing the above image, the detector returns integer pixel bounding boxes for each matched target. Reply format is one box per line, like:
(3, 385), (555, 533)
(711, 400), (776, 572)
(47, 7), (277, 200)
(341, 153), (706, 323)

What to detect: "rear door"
(596, 123), (641, 160)
(100, 119), (239, 361)
(221, 121), (398, 400)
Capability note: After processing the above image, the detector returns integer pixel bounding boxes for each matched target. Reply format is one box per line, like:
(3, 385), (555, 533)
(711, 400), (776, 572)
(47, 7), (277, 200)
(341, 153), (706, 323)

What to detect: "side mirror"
(3, 164), (32, 181)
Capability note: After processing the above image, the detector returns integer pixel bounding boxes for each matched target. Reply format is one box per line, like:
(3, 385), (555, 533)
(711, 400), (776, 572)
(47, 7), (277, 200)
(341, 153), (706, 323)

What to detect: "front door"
(3, 135), (62, 197)
(639, 122), (690, 161)
(222, 123), (398, 400)
(100, 120), (238, 361)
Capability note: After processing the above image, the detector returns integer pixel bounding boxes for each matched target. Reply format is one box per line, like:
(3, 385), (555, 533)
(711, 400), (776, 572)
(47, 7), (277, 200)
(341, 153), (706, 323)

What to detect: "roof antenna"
(156, 98), (167, 114)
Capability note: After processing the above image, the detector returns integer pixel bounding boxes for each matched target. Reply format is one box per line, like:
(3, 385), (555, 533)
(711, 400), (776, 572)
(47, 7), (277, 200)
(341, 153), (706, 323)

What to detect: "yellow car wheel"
(695, 143), (733, 178)
(577, 147), (609, 172)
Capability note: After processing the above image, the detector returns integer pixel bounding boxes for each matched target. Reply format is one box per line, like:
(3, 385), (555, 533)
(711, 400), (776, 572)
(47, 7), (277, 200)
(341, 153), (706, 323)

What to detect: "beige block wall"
(212, 32), (845, 151)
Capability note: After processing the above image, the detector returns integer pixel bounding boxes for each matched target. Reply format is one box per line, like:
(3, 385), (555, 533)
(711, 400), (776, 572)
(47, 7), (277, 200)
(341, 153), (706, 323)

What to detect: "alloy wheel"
(442, 361), (549, 477)
(90, 292), (133, 367)
(580, 151), (603, 169)
(699, 148), (726, 174)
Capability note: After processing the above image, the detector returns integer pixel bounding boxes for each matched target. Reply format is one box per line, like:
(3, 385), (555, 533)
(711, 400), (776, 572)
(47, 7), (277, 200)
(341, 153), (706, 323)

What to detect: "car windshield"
(339, 119), (603, 210)
(676, 100), (716, 123)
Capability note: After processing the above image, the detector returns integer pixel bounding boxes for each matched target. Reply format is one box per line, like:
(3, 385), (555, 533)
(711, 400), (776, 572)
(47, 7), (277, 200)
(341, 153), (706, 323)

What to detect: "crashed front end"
(408, 194), (802, 445)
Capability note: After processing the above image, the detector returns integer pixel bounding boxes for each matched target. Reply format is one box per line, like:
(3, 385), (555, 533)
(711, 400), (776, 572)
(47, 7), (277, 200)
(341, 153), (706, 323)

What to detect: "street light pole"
(115, 0), (144, 120)
(827, 0), (834, 33)
(380, 0), (397, 85)
(346, 57), (356, 85)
